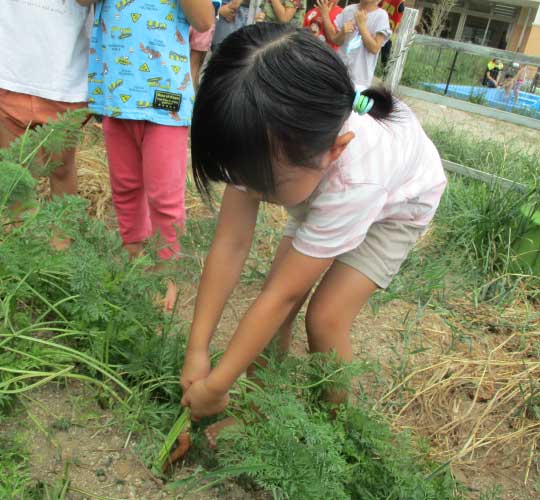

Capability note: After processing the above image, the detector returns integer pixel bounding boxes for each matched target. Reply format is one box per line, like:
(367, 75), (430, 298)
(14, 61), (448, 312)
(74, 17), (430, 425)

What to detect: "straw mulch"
(378, 300), (540, 488)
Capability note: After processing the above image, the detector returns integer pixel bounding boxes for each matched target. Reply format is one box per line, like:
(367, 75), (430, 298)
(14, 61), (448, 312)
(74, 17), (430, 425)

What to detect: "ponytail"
(362, 86), (396, 121)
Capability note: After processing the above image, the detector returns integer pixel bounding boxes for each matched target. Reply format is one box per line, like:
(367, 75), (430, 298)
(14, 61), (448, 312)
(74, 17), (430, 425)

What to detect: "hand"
(181, 378), (230, 420)
(219, 4), (237, 23)
(354, 9), (368, 28)
(316, 0), (331, 17)
(255, 11), (266, 22)
(343, 21), (355, 34)
(180, 349), (211, 393)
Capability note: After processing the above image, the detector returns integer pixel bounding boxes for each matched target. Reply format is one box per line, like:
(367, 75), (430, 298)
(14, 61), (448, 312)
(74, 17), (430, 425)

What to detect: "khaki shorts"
(0, 89), (87, 137)
(284, 219), (426, 289)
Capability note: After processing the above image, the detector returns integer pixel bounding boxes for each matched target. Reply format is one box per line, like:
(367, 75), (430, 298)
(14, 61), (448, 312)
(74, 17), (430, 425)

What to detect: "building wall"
(406, 1), (540, 55)
(523, 6), (540, 55)
(507, 7), (531, 52)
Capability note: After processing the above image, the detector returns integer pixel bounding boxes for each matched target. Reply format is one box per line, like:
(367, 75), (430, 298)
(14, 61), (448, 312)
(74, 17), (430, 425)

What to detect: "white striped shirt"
(287, 102), (447, 258)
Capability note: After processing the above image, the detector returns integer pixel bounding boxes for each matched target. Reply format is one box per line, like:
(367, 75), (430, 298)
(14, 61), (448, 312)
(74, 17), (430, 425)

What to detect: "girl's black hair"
(191, 22), (395, 197)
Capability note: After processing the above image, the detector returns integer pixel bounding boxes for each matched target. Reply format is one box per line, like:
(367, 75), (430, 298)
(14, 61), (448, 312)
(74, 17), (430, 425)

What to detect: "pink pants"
(102, 117), (188, 260)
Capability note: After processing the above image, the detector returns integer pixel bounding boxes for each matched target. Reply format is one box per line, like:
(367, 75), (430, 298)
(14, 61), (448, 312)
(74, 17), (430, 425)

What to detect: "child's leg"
(305, 219), (425, 405)
(48, 147), (78, 197)
(305, 262), (378, 404)
(190, 50), (206, 92)
(141, 123), (188, 309)
(102, 118), (151, 258)
(141, 123), (187, 260)
(247, 236), (308, 374)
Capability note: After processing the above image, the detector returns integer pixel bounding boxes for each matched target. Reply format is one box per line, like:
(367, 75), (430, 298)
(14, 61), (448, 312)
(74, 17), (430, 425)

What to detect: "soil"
(3, 381), (269, 500)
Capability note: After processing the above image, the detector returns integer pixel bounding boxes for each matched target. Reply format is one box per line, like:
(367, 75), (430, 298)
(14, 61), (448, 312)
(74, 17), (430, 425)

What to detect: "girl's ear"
(328, 131), (355, 163)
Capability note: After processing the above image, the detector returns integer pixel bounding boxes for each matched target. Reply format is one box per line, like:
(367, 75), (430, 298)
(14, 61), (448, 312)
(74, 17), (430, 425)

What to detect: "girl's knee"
(305, 303), (344, 340)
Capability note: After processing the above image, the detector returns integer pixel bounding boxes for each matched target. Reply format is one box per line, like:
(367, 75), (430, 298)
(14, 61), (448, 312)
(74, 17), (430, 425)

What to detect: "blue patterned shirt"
(88, 1), (218, 126)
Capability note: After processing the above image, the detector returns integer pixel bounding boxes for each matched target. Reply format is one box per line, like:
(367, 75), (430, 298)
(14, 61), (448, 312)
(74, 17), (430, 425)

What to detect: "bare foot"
(205, 416), (239, 449)
(50, 234), (72, 251)
(124, 242), (144, 259)
(163, 279), (178, 312)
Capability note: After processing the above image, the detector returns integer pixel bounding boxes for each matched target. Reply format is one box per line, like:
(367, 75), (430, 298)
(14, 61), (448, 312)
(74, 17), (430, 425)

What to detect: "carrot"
(162, 432), (191, 474)
(155, 407), (191, 474)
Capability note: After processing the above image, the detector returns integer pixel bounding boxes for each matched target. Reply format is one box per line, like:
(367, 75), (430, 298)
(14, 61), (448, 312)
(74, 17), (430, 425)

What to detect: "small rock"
(103, 456), (114, 467)
(95, 468), (106, 478)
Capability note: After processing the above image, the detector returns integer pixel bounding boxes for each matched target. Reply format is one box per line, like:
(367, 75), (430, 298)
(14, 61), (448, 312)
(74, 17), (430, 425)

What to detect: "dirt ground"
(8, 286), (538, 499)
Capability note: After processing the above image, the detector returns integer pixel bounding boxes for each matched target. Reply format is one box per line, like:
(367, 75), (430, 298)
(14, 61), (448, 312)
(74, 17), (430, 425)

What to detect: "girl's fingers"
(181, 393), (190, 407)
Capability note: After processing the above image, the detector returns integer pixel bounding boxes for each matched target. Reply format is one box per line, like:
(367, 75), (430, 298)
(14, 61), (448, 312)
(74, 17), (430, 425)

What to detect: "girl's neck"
(359, 0), (379, 12)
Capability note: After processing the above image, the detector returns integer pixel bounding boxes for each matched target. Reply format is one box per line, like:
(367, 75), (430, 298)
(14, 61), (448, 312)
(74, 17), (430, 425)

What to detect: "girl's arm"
(269, 0), (299, 23)
(318, 2), (353, 46)
(355, 10), (386, 54)
(180, 0), (216, 32)
(181, 186), (259, 388)
(318, 0), (338, 43)
(183, 246), (333, 418)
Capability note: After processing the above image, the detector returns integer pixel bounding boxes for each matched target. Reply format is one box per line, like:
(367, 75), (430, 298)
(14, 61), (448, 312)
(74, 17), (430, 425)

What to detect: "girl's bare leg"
(305, 261), (378, 405)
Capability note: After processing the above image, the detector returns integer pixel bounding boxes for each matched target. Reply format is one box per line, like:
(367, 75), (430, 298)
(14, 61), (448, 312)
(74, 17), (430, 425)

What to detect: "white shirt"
(287, 102), (447, 258)
(335, 6), (391, 90)
(0, 0), (92, 102)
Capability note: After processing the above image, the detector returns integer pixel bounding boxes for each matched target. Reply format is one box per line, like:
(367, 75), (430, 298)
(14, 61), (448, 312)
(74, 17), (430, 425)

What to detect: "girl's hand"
(316, 0), (331, 17)
(180, 349), (211, 393)
(354, 9), (368, 28)
(343, 21), (355, 34)
(219, 3), (237, 23)
(181, 378), (230, 420)
(255, 11), (266, 22)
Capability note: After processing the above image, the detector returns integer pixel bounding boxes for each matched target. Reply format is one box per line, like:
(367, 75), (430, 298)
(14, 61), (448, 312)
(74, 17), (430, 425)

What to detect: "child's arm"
(180, 0), (216, 33)
(76, 0), (99, 5)
(219, 0), (242, 23)
(319, 1), (353, 46)
(182, 243), (333, 418)
(269, 0), (299, 24)
(180, 186), (260, 391)
(355, 9), (386, 54)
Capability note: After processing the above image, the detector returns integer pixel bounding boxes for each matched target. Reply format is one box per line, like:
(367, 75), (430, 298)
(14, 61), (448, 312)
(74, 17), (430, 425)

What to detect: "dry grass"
(377, 301), (540, 490)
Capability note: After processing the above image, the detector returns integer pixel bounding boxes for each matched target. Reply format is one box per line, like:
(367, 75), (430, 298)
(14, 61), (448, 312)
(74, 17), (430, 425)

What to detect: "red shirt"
(303, 5), (343, 51)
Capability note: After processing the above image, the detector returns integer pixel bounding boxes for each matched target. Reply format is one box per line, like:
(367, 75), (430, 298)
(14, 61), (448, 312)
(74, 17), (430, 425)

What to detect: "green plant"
(203, 355), (462, 500)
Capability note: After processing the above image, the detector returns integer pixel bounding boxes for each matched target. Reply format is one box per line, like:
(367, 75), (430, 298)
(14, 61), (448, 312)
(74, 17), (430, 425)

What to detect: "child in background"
(304, 0), (343, 51)
(256, 0), (307, 26)
(511, 63), (526, 103)
(319, 0), (391, 90)
(190, 3), (221, 92)
(212, 0), (251, 52)
(501, 73), (514, 102)
(77, 0), (217, 309)
(0, 1), (92, 200)
(180, 24), (446, 435)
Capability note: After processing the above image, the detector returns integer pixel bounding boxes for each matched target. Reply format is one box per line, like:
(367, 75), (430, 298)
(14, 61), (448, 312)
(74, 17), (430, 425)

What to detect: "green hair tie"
(353, 91), (374, 115)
